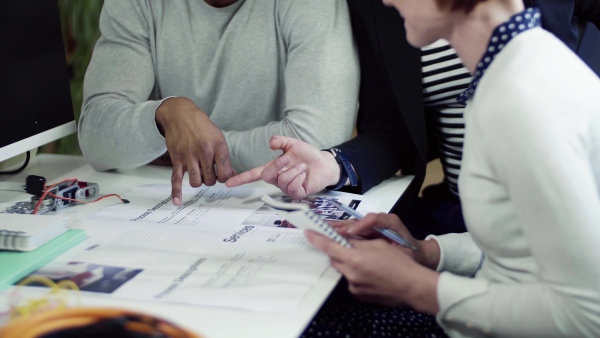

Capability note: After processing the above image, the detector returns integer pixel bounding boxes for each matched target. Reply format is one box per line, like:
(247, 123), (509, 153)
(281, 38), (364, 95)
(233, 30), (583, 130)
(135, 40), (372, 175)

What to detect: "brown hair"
(435, 0), (489, 14)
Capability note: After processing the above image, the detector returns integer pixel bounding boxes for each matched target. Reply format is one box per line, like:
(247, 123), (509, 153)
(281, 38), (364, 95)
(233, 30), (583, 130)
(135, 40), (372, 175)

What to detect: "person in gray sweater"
(79, 0), (359, 205)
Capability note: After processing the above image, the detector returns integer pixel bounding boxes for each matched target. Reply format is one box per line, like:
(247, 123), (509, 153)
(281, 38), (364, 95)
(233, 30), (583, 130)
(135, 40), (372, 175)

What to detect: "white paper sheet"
(87, 184), (266, 227)
(22, 184), (380, 313)
(28, 220), (329, 312)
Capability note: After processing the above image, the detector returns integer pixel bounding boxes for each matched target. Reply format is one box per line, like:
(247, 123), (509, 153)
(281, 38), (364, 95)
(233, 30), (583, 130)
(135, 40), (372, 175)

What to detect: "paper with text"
(23, 184), (379, 313)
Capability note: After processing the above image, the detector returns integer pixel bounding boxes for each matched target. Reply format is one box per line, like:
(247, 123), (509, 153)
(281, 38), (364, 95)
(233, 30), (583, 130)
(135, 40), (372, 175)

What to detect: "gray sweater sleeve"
(79, 0), (359, 172)
(79, 0), (166, 171)
(222, 0), (359, 171)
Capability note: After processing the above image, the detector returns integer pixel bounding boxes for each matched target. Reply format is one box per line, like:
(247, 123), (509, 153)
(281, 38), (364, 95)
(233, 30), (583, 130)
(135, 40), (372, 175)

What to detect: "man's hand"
(156, 97), (235, 206)
(225, 136), (341, 199)
(305, 230), (440, 314)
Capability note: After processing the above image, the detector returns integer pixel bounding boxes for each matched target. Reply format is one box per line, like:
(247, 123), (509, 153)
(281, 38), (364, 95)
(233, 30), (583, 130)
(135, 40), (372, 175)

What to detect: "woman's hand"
(332, 213), (441, 270)
(306, 230), (440, 314)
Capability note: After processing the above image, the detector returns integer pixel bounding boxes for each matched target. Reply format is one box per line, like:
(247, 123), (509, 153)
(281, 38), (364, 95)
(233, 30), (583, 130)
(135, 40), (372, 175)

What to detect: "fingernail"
(299, 163), (307, 170)
(173, 196), (181, 205)
(347, 226), (354, 234)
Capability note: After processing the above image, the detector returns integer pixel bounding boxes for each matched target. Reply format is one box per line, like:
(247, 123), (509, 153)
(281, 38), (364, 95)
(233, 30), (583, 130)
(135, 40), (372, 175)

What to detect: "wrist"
(155, 97), (198, 134)
(414, 238), (441, 270)
(322, 151), (342, 187)
(405, 266), (440, 314)
(322, 148), (358, 190)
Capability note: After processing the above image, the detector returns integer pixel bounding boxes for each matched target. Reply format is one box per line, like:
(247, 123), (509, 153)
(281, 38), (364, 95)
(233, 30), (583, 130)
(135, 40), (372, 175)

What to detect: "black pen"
(331, 200), (417, 250)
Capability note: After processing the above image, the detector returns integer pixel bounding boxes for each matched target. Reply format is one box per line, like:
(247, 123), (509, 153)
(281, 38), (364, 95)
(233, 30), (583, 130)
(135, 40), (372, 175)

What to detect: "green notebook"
(0, 229), (86, 290)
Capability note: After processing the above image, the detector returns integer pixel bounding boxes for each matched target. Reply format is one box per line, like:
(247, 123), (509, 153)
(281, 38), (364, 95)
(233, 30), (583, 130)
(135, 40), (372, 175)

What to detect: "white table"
(0, 154), (413, 338)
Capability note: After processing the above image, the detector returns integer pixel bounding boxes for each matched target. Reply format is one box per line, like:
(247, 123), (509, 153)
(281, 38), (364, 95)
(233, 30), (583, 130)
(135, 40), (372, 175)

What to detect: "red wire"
(33, 179), (127, 214)
(32, 178), (78, 214)
(47, 193), (127, 205)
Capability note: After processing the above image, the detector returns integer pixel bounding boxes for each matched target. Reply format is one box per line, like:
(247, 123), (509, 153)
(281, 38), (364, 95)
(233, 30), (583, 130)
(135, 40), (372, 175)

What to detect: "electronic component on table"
(6, 175), (100, 215)
(260, 195), (351, 248)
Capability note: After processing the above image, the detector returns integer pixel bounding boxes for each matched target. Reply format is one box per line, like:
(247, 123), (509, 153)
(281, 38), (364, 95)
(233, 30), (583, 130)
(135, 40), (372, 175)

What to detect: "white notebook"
(260, 195), (351, 248)
(0, 213), (68, 251)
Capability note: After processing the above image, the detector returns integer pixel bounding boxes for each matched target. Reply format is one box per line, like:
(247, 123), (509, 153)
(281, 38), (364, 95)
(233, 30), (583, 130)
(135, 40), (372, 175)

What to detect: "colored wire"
(1, 276), (202, 338)
(47, 192), (129, 205)
(32, 178), (78, 214)
(0, 307), (203, 338)
(9, 275), (80, 321)
(32, 178), (128, 214)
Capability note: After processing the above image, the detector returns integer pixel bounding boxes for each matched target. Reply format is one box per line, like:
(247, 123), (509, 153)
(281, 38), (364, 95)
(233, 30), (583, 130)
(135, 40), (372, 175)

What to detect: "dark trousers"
(402, 183), (466, 240)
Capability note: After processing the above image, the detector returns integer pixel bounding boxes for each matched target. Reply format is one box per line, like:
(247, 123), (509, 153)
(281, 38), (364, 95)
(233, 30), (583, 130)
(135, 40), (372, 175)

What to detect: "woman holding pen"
(303, 0), (600, 336)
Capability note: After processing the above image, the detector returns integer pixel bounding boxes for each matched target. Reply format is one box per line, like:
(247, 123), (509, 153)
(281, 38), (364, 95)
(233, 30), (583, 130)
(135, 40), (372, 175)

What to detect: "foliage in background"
(42, 0), (104, 155)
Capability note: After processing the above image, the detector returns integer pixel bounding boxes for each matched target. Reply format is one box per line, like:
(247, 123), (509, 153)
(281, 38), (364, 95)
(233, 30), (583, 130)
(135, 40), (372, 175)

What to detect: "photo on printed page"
(241, 195), (362, 229)
(19, 261), (143, 294)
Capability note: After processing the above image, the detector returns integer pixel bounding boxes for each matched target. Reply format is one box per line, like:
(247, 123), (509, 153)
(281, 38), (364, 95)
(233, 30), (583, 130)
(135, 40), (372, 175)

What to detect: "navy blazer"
(337, 0), (600, 216)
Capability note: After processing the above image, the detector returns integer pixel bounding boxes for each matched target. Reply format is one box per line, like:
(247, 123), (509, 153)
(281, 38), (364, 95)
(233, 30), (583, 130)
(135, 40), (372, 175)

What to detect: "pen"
(331, 200), (418, 251)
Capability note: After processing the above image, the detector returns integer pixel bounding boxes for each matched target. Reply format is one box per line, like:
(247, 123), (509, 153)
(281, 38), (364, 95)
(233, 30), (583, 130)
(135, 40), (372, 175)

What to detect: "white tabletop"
(0, 154), (413, 338)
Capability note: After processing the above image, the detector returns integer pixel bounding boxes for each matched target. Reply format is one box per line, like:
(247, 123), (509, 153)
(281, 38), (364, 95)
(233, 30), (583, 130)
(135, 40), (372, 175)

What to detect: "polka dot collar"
(457, 8), (541, 104)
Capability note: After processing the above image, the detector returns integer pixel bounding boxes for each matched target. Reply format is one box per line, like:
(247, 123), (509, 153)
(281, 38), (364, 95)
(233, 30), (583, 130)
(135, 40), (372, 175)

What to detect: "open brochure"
(22, 184), (379, 313)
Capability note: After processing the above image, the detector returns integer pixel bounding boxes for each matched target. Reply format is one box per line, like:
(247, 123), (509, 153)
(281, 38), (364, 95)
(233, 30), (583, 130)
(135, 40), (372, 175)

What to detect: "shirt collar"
(457, 8), (541, 104)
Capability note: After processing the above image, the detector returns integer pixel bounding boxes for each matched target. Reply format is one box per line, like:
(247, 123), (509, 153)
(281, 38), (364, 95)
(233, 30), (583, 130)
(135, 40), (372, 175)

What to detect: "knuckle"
(347, 254), (362, 267)
(387, 213), (401, 222)
(197, 140), (215, 154)
(347, 283), (361, 296)
(171, 173), (183, 182)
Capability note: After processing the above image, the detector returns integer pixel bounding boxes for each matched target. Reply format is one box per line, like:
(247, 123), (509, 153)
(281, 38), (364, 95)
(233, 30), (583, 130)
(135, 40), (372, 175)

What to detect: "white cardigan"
(432, 28), (600, 337)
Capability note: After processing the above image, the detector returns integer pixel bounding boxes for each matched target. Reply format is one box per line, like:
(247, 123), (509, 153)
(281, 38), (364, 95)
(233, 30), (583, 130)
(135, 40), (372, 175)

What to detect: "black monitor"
(0, 0), (76, 164)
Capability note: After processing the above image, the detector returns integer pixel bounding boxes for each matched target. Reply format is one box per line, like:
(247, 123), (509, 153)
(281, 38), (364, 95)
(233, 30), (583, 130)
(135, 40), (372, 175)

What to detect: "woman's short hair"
(435, 0), (489, 13)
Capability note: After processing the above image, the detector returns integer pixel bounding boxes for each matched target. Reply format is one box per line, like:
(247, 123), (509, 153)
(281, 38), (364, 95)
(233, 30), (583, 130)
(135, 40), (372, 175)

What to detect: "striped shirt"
(421, 40), (471, 195)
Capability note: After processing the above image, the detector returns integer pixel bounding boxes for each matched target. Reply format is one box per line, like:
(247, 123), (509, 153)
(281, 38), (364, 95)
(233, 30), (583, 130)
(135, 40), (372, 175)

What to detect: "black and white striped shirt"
(421, 40), (471, 195)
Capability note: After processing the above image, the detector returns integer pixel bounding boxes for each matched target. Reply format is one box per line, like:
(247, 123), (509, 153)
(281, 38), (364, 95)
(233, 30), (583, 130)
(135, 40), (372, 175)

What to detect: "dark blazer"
(337, 0), (600, 217)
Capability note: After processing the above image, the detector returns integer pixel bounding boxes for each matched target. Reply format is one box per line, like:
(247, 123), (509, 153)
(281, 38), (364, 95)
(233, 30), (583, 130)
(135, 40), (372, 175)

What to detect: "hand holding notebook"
(260, 195), (351, 248)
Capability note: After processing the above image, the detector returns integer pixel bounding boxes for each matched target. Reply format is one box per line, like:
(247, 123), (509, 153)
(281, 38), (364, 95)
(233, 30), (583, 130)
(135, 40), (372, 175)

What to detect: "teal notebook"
(0, 229), (86, 290)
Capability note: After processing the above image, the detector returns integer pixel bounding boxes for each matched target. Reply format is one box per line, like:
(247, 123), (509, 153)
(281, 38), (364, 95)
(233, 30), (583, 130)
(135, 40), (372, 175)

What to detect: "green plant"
(42, 0), (104, 155)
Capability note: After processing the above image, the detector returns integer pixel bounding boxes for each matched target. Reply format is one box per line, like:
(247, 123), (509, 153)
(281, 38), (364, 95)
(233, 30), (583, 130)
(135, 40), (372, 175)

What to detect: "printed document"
(23, 184), (379, 313)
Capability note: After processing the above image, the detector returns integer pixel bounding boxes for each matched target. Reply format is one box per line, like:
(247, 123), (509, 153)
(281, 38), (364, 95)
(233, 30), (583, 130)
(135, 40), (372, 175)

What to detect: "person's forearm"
(222, 117), (353, 172)
(414, 238), (441, 270)
(155, 97), (196, 135)
(79, 99), (167, 171)
(80, 0), (165, 171)
(405, 267), (440, 315)
(321, 151), (343, 188)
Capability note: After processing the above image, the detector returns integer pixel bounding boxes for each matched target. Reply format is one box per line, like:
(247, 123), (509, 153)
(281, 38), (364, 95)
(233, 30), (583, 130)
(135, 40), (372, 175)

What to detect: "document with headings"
(23, 220), (331, 312)
(22, 184), (379, 313)
(86, 184), (267, 227)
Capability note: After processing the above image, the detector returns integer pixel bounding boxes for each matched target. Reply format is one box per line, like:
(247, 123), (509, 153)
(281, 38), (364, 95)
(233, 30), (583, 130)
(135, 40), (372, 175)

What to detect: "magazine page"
(242, 190), (380, 229)
(22, 220), (330, 312)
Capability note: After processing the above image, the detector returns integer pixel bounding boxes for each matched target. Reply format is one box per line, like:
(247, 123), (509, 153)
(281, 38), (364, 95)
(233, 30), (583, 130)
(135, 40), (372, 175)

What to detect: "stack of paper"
(0, 213), (69, 251)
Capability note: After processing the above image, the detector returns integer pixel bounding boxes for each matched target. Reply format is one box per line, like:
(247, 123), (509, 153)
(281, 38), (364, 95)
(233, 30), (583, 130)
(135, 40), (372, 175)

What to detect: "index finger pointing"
(171, 162), (184, 206)
(225, 165), (266, 187)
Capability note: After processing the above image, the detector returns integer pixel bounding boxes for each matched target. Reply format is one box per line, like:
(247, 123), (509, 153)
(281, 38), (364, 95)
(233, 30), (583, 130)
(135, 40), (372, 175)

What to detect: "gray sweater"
(79, 0), (359, 172)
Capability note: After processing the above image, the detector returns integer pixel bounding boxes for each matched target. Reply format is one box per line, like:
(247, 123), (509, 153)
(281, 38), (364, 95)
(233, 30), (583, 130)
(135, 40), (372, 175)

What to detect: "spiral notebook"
(260, 195), (351, 248)
(0, 213), (69, 251)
